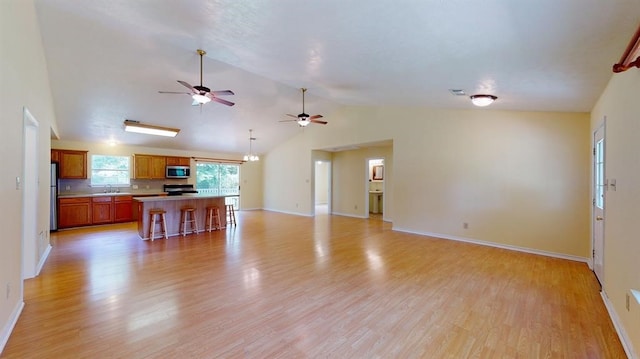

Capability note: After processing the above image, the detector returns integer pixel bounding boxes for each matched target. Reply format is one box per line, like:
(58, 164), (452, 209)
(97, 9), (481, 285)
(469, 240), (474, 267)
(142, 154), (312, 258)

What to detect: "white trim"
(331, 211), (368, 219)
(0, 301), (24, 354)
(263, 208), (314, 217)
(392, 227), (589, 263)
(601, 291), (638, 359)
(35, 244), (52, 276)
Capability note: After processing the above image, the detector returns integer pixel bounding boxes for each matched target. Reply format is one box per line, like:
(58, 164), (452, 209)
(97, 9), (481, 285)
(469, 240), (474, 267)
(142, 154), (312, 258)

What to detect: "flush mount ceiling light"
(123, 120), (180, 137)
(243, 129), (259, 162)
(470, 94), (498, 107)
(192, 93), (211, 104)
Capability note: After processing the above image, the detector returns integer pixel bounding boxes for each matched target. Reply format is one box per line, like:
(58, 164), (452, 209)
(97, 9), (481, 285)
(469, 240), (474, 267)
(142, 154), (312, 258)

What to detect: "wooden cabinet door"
(134, 155), (151, 179)
(114, 196), (133, 222)
(58, 197), (91, 228)
(151, 156), (167, 179)
(51, 149), (60, 163)
(59, 150), (87, 179)
(92, 196), (114, 224)
(166, 156), (190, 166)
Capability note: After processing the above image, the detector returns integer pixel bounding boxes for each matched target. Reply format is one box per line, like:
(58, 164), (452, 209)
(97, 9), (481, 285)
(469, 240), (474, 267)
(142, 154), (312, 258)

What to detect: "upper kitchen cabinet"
(52, 149), (88, 179)
(134, 154), (167, 179)
(166, 156), (191, 166)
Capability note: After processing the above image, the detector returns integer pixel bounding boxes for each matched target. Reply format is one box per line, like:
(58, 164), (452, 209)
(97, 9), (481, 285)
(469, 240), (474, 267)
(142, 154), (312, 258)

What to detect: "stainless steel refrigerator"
(50, 162), (58, 231)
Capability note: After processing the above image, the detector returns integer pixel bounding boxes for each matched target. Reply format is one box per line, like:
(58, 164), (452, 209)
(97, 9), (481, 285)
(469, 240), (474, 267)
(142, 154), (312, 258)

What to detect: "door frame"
(365, 157), (385, 218)
(592, 119), (606, 285)
(22, 107), (39, 280)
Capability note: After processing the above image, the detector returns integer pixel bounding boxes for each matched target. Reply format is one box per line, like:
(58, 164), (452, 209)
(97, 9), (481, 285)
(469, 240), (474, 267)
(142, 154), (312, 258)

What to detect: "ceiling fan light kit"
(243, 129), (259, 162)
(281, 88), (327, 127)
(470, 94), (498, 107)
(123, 120), (180, 137)
(158, 49), (235, 107)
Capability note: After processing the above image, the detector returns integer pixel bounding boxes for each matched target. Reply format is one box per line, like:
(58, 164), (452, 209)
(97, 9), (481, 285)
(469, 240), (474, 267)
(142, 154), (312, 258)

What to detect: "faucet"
(106, 184), (112, 193)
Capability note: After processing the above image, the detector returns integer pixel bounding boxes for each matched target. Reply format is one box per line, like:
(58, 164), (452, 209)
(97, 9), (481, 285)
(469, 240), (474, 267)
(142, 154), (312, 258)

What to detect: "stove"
(163, 184), (198, 196)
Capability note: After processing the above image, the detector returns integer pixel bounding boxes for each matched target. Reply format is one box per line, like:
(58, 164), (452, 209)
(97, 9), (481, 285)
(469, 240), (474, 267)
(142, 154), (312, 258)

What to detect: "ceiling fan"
(280, 88), (327, 127)
(159, 49), (235, 107)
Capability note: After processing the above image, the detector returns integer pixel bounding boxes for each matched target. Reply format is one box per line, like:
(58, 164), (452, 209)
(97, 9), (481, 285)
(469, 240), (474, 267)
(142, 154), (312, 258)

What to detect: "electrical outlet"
(65, 185), (71, 191)
(145, 185), (150, 189)
(463, 222), (469, 229)
(627, 293), (630, 311)
(132, 185), (138, 189)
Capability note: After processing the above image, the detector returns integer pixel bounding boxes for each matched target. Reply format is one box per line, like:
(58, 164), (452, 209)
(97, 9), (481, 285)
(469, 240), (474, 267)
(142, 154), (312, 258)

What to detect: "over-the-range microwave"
(166, 165), (190, 179)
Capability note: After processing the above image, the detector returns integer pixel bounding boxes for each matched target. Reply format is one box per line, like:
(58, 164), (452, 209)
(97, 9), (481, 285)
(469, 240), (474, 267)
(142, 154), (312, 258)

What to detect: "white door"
(593, 124), (605, 285)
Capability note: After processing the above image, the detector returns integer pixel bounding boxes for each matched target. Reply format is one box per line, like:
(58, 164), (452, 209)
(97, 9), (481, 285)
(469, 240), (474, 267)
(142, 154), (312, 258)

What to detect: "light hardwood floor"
(2, 210), (625, 358)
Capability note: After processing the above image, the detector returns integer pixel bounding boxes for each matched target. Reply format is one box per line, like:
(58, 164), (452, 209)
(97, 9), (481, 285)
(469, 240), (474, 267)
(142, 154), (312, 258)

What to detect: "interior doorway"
(366, 158), (384, 219)
(314, 161), (331, 215)
(23, 108), (39, 279)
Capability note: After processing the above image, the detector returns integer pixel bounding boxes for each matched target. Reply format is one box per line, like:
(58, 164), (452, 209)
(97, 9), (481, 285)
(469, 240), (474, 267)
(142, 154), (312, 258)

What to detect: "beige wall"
(265, 106), (591, 259)
(591, 69), (640, 356)
(1, 0), (57, 349)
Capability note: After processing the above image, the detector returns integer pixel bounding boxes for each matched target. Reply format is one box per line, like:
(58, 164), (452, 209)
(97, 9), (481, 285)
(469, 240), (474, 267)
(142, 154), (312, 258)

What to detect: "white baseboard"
(392, 227), (589, 264)
(601, 291), (638, 359)
(0, 300), (24, 355)
(331, 211), (367, 219)
(35, 244), (52, 276)
(263, 208), (314, 217)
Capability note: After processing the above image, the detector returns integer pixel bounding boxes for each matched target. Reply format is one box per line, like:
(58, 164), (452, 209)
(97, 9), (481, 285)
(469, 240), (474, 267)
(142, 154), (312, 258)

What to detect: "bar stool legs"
(148, 209), (168, 241)
(180, 207), (198, 236)
(205, 206), (222, 232)
(225, 204), (236, 227)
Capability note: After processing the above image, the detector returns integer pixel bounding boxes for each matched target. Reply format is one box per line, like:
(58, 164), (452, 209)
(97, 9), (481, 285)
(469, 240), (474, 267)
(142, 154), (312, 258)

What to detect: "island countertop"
(133, 194), (230, 239)
(132, 193), (228, 202)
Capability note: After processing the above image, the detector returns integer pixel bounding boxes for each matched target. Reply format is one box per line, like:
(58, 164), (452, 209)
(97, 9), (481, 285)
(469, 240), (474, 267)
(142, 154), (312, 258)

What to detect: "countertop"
(58, 191), (166, 198)
(133, 193), (229, 202)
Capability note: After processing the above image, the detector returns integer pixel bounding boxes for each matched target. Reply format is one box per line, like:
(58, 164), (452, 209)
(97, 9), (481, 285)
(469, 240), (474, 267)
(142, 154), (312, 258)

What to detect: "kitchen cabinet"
(134, 154), (166, 179)
(92, 196), (114, 224)
(58, 197), (91, 228)
(114, 195), (133, 222)
(166, 156), (190, 166)
(52, 149), (88, 179)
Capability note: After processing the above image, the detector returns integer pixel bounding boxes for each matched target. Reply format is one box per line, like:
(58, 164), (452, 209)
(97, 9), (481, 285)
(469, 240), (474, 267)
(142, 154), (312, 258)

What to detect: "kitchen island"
(133, 194), (228, 240)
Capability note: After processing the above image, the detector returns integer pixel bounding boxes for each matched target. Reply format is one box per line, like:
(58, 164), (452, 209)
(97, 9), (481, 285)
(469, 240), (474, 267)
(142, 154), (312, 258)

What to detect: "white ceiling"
(35, 0), (640, 156)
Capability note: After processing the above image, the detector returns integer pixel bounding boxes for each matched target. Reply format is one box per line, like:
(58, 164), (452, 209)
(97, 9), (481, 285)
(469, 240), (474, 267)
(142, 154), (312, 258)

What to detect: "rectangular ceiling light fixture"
(123, 120), (180, 137)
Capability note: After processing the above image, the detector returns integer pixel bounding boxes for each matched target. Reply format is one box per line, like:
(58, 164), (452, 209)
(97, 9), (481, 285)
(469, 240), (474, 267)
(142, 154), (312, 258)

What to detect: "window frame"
(90, 154), (131, 187)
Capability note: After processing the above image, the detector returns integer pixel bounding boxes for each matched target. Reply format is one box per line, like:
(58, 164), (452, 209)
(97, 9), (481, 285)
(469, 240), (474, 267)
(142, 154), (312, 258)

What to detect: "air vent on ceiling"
(449, 89), (466, 96)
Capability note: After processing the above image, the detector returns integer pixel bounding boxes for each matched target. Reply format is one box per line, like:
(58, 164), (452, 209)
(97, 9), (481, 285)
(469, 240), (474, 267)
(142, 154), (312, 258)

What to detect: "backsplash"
(58, 178), (189, 195)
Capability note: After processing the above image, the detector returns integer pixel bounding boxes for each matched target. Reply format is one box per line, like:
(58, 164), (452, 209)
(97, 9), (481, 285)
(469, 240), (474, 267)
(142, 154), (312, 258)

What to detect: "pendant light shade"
(243, 129), (259, 162)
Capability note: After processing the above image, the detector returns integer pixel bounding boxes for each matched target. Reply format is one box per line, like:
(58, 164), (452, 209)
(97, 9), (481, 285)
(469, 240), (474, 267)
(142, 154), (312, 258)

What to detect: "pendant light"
(243, 129), (259, 162)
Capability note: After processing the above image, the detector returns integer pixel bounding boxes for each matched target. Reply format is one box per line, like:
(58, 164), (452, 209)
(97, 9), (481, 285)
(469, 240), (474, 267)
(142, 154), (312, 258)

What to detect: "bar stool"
(148, 209), (167, 241)
(179, 207), (198, 236)
(205, 206), (222, 232)
(225, 204), (236, 227)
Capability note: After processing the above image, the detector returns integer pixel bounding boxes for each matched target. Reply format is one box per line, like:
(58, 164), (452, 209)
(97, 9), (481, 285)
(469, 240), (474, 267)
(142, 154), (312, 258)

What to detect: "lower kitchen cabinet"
(59, 195), (136, 229)
(58, 197), (92, 228)
(114, 196), (133, 222)
(92, 196), (114, 224)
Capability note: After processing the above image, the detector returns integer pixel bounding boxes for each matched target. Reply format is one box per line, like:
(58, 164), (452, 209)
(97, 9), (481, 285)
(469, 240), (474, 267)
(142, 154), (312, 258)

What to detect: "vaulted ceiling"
(36, 0), (640, 155)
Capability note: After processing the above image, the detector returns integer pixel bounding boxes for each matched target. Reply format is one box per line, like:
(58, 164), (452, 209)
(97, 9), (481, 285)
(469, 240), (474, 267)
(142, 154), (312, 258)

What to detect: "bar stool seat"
(148, 209), (167, 241)
(179, 207), (198, 236)
(205, 206), (222, 232)
(225, 204), (236, 227)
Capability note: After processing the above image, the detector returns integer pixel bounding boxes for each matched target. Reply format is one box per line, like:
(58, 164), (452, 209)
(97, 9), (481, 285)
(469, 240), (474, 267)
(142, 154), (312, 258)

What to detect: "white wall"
(265, 106), (591, 260)
(1, 0), (57, 351)
(591, 69), (640, 357)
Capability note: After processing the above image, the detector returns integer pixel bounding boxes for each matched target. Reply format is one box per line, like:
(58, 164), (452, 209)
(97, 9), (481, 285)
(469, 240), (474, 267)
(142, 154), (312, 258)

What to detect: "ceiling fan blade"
(208, 96), (235, 106)
(279, 119), (298, 123)
(159, 91), (191, 95)
(309, 115), (323, 120)
(177, 80), (197, 93)
(209, 90), (235, 96)
(310, 119), (328, 125)
(286, 114), (298, 119)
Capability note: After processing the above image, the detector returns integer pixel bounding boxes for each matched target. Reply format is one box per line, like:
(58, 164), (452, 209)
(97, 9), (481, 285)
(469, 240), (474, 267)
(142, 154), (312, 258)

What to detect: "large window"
(195, 162), (240, 197)
(91, 155), (131, 187)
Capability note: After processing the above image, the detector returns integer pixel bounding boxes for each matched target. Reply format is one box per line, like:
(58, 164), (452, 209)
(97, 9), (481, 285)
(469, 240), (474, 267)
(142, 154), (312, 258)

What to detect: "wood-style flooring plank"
(1, 210), (625, 358)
